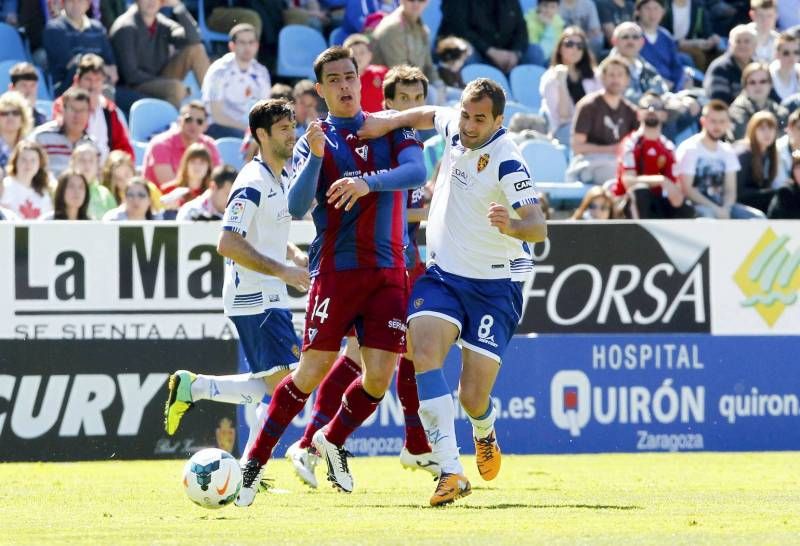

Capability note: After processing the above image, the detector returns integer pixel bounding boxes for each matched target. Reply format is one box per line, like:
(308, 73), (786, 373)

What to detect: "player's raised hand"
(356, 111), (396, 139)
(327, 177), (369, 211)
(307, 121), (326, 157)
(281, 265), (311, 292)
(487, 202), (511, 234)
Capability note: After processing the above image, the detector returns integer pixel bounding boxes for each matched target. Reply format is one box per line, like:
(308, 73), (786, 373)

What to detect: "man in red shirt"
(614, 92), (694, 218)
(343, 33), (388, 113)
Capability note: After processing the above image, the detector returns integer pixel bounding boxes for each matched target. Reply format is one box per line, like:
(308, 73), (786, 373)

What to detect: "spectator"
(705, 24), (757, 104)
(8, 63), (47, 127)
(371, 0), (440, 87)
(707, 0), (750, 37)
(728, 62), (789, 140)
(292, 79), (321, 137)
(141, 100), (221, 188)
(109, 0), (210, 108)
(29, 87), (94, 177)
(42, 169), (91, 220)
(343, 34), (387, 113)
(540, 26), (601, 144)
(525, 0), (565, 61)
(597, 0), (634, 52)
(69, 141), (117, 219)
(614, 92), (693, 218)
(201, 0), (262, 37)
(0, 141), (53, 219)
(767, 149), (800, 217)
(342, 0), (398, 35)
(769, 32), (800, 101)
(43, 0), (118, 96)
(100, 0), (126, 30)
(238, 0), (284, 72)
(283, 0), (329, 32)
(637, 0), (685, 90)
(570, 185), (616, 219)
(271, 82), (294, 102)
(52, 53), (134, 161)
(567, 55), (638, 185)
(736, 110), (781, 214)
(675, 99), (764, 218)
(435, 36), (470, 89)
(0, 91), (32, 170)
(102, 176), (155, 220)
(747, 0), (779, 62)
(662, 0), (721, 72)
(438, 0), (544, 73)
(176, 163), (236, 221)
(101, 148), (162, 206)
(777, 109), (800, 182)
(559, 0), (603, 56)
(202, 24), (272, 139)
(160, 142), (213, 217)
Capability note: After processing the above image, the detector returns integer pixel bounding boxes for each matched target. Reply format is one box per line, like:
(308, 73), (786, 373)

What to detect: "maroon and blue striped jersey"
(291, 112), (422, 275)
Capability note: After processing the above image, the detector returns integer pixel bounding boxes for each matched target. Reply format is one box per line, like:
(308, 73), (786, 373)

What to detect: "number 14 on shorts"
(312, 296), (330, 323)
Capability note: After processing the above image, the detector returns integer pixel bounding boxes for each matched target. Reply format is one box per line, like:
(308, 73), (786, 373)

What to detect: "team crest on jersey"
(414, 298), (424, 309)
(402, 129), (416, 140)
(228, 200), (245, 223)
(477, 153), (490, 172)
(292, 345), (300, 358)
(355, 145), (369, 161)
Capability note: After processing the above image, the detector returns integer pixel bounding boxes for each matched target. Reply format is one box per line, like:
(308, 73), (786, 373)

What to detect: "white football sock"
(418, 394), (463, 475)
(467, 404), (496, 440)
(191, 374), (268, 405)
(241, 401), (268, 464)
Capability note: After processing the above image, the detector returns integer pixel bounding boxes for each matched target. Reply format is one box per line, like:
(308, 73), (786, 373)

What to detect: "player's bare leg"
(313, 346), (397, 493)
(409, 316), (471, 506)
(289, 337), (363, 488)
(460, 350), (502, 481)
(237, 349), (338, 506)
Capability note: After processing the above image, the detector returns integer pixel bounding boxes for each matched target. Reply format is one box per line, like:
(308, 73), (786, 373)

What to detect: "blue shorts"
(407, 265), (523, 363)
(229, 309), (301, 377)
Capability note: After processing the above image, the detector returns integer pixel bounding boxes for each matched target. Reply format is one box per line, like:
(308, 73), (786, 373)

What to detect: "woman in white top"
(540, 26), (602, 146)
(769, 32), (800, 101)
(0, 141), (52, 219)
(0, 91), (32, 170)
(103, 177), (155, 221)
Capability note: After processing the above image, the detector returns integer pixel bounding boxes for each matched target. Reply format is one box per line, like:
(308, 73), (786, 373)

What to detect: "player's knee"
(458, 388), (489, 417)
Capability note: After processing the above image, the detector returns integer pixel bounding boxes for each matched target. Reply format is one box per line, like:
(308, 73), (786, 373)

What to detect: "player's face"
(268, 116), (297, 161)
(317, 58), (361, 118)
(385, 81), (426, 112)
(701, 110), (729, 141)
(231, 31), (259, 63)
(458, 95), (502, 150)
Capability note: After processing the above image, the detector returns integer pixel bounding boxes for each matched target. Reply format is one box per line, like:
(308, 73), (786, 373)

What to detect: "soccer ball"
(182, 448), (242, 509)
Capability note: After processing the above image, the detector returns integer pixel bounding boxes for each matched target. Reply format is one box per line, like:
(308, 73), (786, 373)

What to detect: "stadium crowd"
(1, 0), (800, 222)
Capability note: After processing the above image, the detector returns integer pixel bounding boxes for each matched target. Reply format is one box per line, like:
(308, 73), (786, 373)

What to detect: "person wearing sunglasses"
(103, 176), (155, 221)
(728, 61), (789, 140)
(769, 32), (800, 101)
(540, 26), (601, 144)
(570, 185), (616, 220)
(141, 100), (221, 189)
(0, 91), (31, 171)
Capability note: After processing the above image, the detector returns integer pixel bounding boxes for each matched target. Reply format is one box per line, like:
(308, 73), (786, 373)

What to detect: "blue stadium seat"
(183, 72), (202, 103)
(35, 99), (53, 121)
(422, 134), (444, 180)
(329, 26), (348, 46)
(461, 63), (513, 100)
(519, 139), (568, 183)
(422, 0), (442, 41)
(0, 60), (52, 100)
(518, 0), (537, 13)
(277, 25), (328, 80)
(216, 137), (244, 169)
(129, 98), (178, 142)
(503, 100), (535, 121)
(196, 0), (231, 52)
(0, 23), (29, 62)
(132, 140), (147, 168)
(510, 64), (546, 112)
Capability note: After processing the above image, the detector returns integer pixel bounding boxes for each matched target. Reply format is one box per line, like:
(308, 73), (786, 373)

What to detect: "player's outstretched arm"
(357, 106), (439, 139)
(217, 231), (311, 291)
(487, 202), (547, 243)
(288, 122), (326, 218)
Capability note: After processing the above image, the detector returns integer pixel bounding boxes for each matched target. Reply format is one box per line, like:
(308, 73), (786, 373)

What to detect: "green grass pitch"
(2, 452), (799, 545)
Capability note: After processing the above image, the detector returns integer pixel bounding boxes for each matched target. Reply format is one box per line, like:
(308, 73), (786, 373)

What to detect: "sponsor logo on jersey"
(228, 200), (245, 223)
(414, 297), (424, 309)
(292, 344), (301, 358)
(477, 153), (490, 173)
(402, 129), (416, 140)
(355, 145), (369, 161)
(387, 318), (407, 332)
(308, 328), (318, 342)
(514, 180), (532, 191)
(268, 294), (280, 302)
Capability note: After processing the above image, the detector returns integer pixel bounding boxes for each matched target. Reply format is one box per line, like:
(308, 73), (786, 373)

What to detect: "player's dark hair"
(383, 65), (428, 101)
(249, 98), (295, 147)
(461, 78), (506, 118)
(313, 46), (358, 82)
(211, 164), (238, 188)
